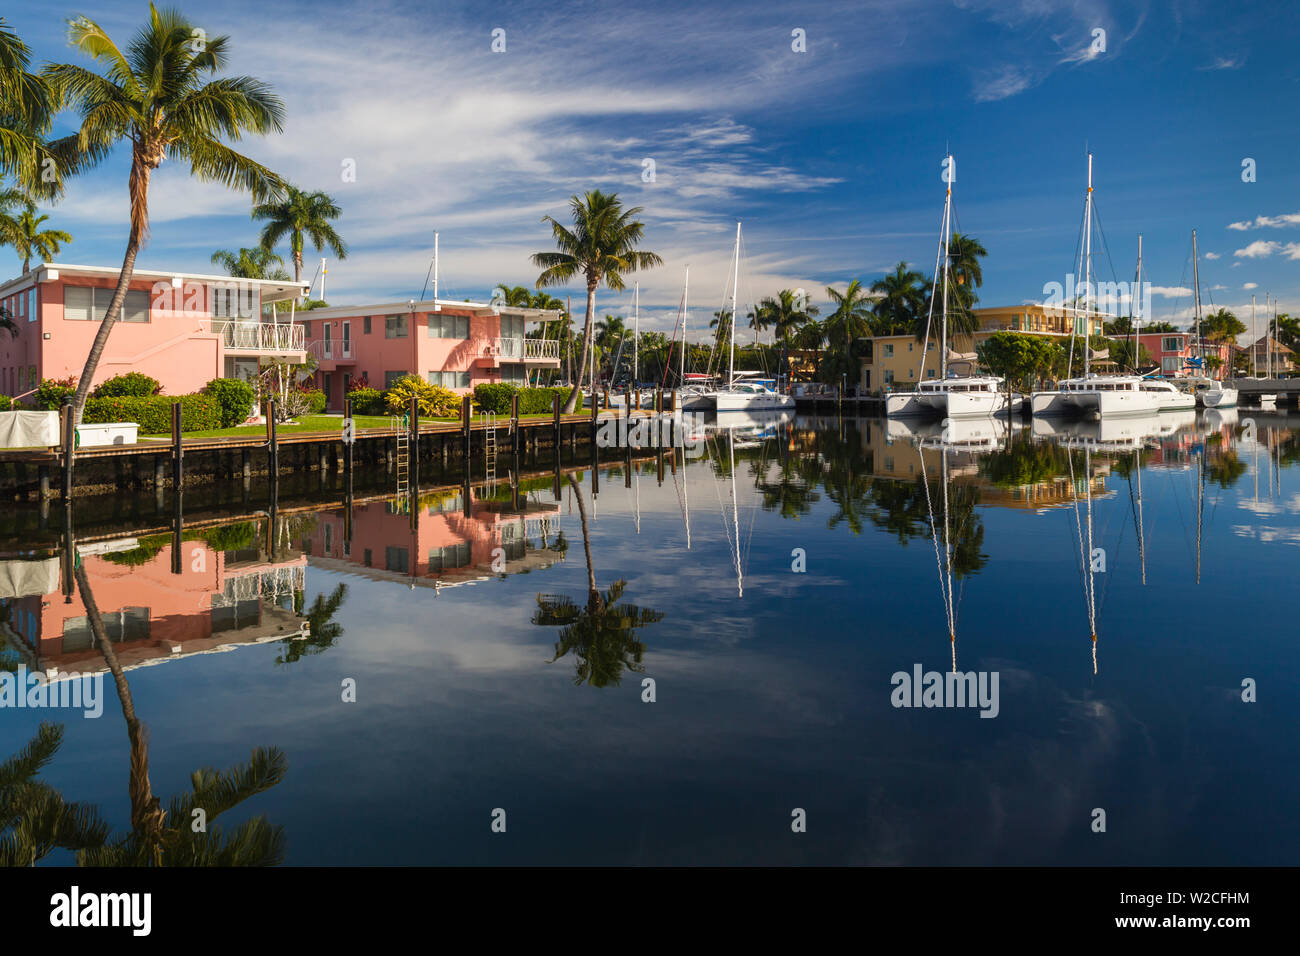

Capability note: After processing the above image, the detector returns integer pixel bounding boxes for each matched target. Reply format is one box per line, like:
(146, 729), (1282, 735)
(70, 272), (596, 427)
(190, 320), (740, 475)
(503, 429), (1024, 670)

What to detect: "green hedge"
(0, 395), (11, 412)
(347, 386), (385, 416)
(299, 388), (326, 414)
(472, 383), (518, 414)
(520, 386), (581, 414)
(203, 378), (257, 428)
(92, 372), (162, 398)
(82, 394), (222, 432)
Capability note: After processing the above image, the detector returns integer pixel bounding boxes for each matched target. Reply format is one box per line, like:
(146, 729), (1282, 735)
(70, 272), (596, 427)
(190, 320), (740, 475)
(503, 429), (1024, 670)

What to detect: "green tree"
(210, 246), (288, 280)
(252, 185), (346, 284)
(976, 332), (1056, 407)
(532, 190), (663, 411)
(870, 262), (926, 336)
(491, 283), (532, 307)
(1201, 307), (1246, 345)
(822, 279), (874, 385)
(2, 199), (72, 272)
(46, 4), (286, 421)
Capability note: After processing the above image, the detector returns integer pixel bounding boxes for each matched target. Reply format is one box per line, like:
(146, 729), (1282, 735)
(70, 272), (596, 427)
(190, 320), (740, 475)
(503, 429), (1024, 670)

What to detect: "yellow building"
(859, 304), (1107, 392)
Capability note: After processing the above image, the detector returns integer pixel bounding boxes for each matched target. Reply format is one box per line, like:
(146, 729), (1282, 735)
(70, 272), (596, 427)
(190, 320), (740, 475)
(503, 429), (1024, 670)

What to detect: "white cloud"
(1227, 212), (1300, 230)
(1203, 251), (1220, 259)
(1234, 241), (1280, 259)
(1149, 285), (1192, 299)
(1243, 282), (1258, 290)
(1199, 55), (1243, 71)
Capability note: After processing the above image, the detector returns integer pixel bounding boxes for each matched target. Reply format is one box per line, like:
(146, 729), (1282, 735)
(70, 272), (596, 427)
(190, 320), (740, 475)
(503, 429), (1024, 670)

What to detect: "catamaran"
(683, 223), (795, 413)
(887, 154), (1012, 420)
(1032, 155), (1165, 420)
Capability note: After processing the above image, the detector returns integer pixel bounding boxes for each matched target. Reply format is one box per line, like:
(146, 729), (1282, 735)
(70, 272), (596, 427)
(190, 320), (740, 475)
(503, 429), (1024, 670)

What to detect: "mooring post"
(511, 393), (521, 455)
(344, 398), (354, 482)
(461, 395), (472, 458)
(266, 399), (279, 490)
(171, 401), (183, 491)
(552, 391), (561, 449)
(625, 442), (632, 489)
(59, 401), (74, 501)
(61, 502), (75, 601)
(39, 465), (50, 502)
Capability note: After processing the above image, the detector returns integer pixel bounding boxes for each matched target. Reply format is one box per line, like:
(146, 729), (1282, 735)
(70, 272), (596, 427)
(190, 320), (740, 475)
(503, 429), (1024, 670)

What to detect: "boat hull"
(1031, 389), (1163, 419)
(714, 391), (794, 412)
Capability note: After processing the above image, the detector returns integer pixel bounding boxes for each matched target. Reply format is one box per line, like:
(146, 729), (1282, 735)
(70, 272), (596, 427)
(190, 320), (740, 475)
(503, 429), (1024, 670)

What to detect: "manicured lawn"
(143, 414), (396, 439)
(142, 410), (593, 440)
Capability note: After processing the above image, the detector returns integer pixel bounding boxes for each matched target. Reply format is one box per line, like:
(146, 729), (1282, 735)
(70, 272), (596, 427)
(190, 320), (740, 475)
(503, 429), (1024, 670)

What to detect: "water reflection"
(0, 408), (1297, 865)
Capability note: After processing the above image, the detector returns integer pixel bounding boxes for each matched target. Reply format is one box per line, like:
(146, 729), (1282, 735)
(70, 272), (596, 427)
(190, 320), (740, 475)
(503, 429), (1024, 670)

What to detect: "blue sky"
(7, 0), (1299, 339)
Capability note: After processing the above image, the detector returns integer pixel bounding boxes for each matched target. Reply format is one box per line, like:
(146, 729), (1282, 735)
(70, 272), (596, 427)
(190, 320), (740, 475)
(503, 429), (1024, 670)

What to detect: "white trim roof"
(0, 262), (310, 303)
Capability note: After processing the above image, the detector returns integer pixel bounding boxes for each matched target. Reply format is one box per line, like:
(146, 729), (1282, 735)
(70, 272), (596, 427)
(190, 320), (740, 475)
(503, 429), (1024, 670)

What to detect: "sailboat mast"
(940, 166), (953, 379)
(1251, 294), (1257, 377)
(729, 430), (742, 597)
(1133, 234), (1142, 371)
(1192, 230), (1202, 369)
(633, 281), (639, 384)
(1083, 153), (1093, 376)
(680, 267), (689, 387)
(729, 222), (740, 389)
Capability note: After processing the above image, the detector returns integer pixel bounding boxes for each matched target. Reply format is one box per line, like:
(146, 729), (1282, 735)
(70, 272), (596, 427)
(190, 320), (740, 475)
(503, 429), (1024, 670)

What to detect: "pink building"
(0, 262), (309, 402)
(301, 299), (562, 411)
(1134, 331), (1233, 378)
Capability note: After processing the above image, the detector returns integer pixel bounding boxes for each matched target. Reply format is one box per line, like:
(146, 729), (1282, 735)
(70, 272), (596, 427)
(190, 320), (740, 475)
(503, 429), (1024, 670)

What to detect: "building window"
(884, 369), (895, 384)
(384, 371), (406, 388)
(501, 364), (527, 384)
(363, 315), (372, 334)
(207, 283), (259, 318)
(427, 314), (470, 338)
(385, 314), (408, 338)
(64, 286), (150, 322)
(907, 342), (913, 351)
(883, 343), (894, 358)
(384, 546), (410, 574)
(1162, 357), (1181, 374)
(427, 370), (470, 388)
(429, 542), (471, 571)
(926, 368), (937, 378)
(1162, 337), (1181, 353)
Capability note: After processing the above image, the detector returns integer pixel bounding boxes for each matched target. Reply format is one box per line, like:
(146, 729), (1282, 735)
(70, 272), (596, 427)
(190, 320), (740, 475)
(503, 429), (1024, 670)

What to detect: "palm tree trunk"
(567, 473), (598, 598)
(74, 561), (165, 860)
(293, 247), (302, 284)
(563, 283), (597, 413)
(69, 159), (151, 424)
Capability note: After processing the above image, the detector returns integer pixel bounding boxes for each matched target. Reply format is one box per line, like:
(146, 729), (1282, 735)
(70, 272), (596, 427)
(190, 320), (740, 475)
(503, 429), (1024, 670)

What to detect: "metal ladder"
(394, 414), (410, 493)
(482, 412), (497, 490)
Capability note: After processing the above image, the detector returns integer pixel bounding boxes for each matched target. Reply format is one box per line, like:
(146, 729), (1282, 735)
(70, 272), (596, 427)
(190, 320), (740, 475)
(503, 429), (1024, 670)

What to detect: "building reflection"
(0, 525), (309, 676)
(301, 484), (567, 590)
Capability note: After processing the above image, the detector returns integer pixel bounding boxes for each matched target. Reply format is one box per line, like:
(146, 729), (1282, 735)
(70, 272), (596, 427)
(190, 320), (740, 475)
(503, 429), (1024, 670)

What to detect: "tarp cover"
(0, 410), (59, 448)
(0, 557), (60, 599)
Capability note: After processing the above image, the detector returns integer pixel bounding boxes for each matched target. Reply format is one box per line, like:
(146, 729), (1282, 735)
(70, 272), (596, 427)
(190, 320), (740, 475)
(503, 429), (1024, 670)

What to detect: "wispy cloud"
(1227, 212), (1300, 230)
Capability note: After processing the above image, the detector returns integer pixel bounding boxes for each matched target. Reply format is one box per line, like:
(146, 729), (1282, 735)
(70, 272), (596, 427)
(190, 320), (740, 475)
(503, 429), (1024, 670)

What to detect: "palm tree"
(45, 5), (286, 422)
(491, 283), (532, 307)
(532, 475), (663, 687)
(1, 199), (72, 272)
(252, 185), (346, 284)
(0, 722), (110, 865)
(0, 303), (15, 339)
(870, 262), (926, 336)
(1, 18), (91, 199)
(594, 314), (626, 351)
(946, 232), (987, 334)
(760, 289), (819, 345)
(210, 246), (289, 280)
(532, 191), (663, 411)
(73, 561), (287, 866)
(825, 280), (875, 351)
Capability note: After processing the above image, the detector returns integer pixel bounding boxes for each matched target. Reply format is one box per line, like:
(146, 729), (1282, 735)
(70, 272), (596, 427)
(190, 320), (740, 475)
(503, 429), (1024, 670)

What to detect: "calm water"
(3, 409), (1297, 865)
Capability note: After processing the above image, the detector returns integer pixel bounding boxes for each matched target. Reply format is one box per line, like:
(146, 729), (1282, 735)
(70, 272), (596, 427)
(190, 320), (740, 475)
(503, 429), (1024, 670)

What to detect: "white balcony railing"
(485, 337), (560, 361)
(309, 339), (352, 360)
(211, 320), (305, 353)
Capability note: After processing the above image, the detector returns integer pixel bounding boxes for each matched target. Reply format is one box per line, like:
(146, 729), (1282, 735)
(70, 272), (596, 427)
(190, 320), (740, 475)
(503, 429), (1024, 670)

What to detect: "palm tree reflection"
(532, 475), (663, 687)
(73, 562), (288, 865)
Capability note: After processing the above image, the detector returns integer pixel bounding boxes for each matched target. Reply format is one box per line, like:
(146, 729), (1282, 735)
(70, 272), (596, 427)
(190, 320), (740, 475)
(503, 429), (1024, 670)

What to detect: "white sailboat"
(684, 224), (794, 414)
(1180, 230), (1238, 409)
(887, 154), (1011, 420)
(1031, 155), (1164, 420)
